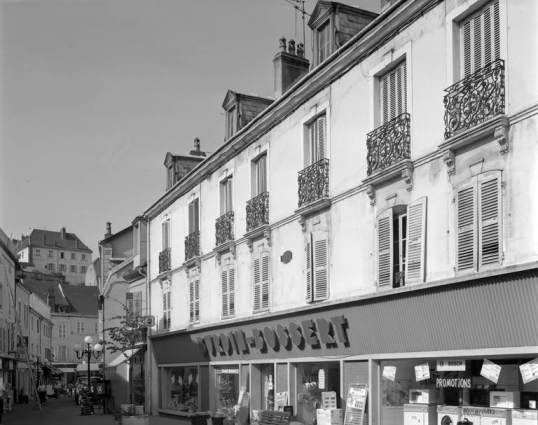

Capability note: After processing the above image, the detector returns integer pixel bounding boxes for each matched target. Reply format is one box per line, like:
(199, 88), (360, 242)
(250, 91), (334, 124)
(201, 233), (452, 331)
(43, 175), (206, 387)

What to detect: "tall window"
(24, 304), (29, 328)
(57, 345), (67, 361)
(305, 231), (329, 302)
(456, 171), (502, 272)
(71, 253), (75, 260)
(35, 249), (41, 257)
(162, 281), (171, 330)
(58, 323), (66, 339)
(253, 251), (270, 312)
(380, 61), (407, 124)
(59, 264), (66, 272)
(60, 252), (65, 259)
(189, 272), (200, 324)
(80, 266), (87, 273)
(253, 154), (267, 195)
(70, 265), (76, 273)
(220, 177), (233, 215)
(48, 250), (53, 258)
(189, 199), (200, 234)
(317, 21), (331, 64)
(307, 114), (326, 166)
(82, 254), (86, 260)
(47, 263), (55, 271)
(221, 261), (235, 319)
(460, 1), (500, 78)
(377, 198), (427, 288)
(227, 106), (237, 139)
(76, 321), (84, 334)
(162, 218), (171, 250)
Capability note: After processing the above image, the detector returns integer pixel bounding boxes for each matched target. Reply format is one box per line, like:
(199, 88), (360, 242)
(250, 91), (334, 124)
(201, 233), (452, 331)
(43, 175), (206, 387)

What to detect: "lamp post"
(74, 336), (102, 395)
(34, 356), (43, 385)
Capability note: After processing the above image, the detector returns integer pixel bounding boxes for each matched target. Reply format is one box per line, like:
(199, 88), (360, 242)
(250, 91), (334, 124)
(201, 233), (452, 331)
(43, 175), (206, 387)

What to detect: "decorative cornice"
(244, 225), (271, 253)
(213, 241), (236, 265)
(442, 150), (456, 176)
(294, 198), (332, 231)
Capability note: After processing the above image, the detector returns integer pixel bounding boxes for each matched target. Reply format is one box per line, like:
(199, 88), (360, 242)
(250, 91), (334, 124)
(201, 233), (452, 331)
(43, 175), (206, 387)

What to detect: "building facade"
(136, 0), (537, 424)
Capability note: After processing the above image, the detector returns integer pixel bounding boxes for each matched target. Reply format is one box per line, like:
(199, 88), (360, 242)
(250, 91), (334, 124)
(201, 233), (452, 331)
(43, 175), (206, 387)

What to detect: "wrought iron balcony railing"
(215, 211), (234, 246)
(444, 59), (505, 139)
(366, 113), (411, 176)
(185, 230), (200, 261)
(298, 158), (329, 208)
(246, 191), (269, 232)
(158, 247), (171, 274)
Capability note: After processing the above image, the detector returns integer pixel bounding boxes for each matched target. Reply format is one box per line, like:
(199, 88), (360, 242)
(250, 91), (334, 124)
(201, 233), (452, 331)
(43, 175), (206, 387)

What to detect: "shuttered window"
(380, 61), (407, 124)
(253, 251), (270, 312)
(456, 171), (502, 272)
(189, 278), (200, 324)
(308, 115), (326, 165)
(163, 289), (171, 330)
(254, 154), (267, 195)
(305, 231), (329, 302)
(189, 199), (200, 234)
(221, 265), (235, 318)
(377, 198), (427, 288)
(460, 1), (500, 78)
(162, 219), (170, 250)
(221, 177), (233, 214)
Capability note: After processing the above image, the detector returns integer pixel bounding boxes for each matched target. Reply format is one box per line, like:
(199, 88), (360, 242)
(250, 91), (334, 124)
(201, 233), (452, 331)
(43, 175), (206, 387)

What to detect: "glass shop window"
(296, 362), (340, 425)
(251, 364), (275, 412)
(215, 366), (240, 414)
(163, 366), (199, 412)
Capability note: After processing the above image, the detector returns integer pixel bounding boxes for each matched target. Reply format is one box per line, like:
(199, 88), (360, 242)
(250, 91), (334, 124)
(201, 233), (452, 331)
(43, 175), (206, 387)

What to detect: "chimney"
(60, 227), (66, 239)
(273, 37), (310, 98)
(105, 222), (112, 238)
(47, 288), (56, 311)
(189, 137), (206, 157)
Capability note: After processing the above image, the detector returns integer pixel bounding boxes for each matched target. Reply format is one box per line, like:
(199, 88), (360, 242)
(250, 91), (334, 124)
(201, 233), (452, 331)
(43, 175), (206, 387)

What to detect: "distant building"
(15, 228), (92, 285)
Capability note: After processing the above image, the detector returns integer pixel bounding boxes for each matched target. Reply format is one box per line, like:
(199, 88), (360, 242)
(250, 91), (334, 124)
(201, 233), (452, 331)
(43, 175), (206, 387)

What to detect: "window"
(163, 367), (199, 412)
(253, 154), (267, 196)
(163, 286), (171, 330)
(162, 218), (171, 250)
(377, 198), (427, 288)
(58, 323), (66, 339)
(317, 20), (331, 65)
(80, 266), (87, 273)
(220, 177), (233, 215)
(306, 114), (326, 166)
(189, 272), (200, 324)
(456, 171), (502, 272)
(35, 249), (41, 257)
(47, 263), (55, 271)
(57, 345), (67, 362)
(380, 61), (407, 124)
(188, 199), (200, 234)
(127, 291), (142, 317)
(24, 304), (29, 328)
(226, 105), (237, 139)
(305, 231), (329, 302)
(221, 261), (235, 319)
(76, 321), (84, 334)
(48, 250), (53, 258)
(253, 251), (270, 312)
(71, 253), (75, 260)
(59, 264), (66, 272)
(60, 252), (65, 259)
(82, 254), (86, 260)
(460, 1), (500, 78)
(70, 265), (76, 273)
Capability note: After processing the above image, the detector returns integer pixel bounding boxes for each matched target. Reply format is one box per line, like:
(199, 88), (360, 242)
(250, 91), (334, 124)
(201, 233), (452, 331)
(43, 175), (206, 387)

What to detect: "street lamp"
(74, 336), (103, 394)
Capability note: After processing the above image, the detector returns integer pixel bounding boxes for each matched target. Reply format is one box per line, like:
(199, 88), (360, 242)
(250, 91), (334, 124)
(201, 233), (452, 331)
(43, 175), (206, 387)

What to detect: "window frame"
(317, 19), (332, 65)
(58, 323), (66, 339)
(252, 152), (268, 197)
(220, 176), (234, 215)
(253, 249), (270, 313)
(189, 269), (200, 324)
(221, 257), (236, 319)
(188, 198), (200, 235)
(162, 280), (171, 330)
(226, 105), (237, 139)
(300, 102), (330, 169)
(162, 216), (171, 250)
(305, 231), (330, 303)
(76, 321), (84, 334)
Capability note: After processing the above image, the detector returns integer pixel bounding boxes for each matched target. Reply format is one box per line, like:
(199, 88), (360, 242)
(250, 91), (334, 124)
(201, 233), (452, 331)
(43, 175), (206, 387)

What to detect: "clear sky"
(0, 0), (379, 257)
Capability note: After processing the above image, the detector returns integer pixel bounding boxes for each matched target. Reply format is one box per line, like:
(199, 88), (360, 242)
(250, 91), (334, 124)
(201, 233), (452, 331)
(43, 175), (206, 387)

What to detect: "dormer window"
(317, 20), (331, 64)
(226, 105), (237, 139)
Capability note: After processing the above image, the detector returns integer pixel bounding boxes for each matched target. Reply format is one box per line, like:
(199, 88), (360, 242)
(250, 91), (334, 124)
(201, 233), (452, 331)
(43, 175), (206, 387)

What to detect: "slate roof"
(16, 229), (92, 253)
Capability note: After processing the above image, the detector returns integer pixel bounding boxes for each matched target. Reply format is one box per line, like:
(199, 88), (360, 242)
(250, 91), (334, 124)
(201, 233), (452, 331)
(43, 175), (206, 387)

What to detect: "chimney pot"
(273, 38), (310, 98)
(105, 222), (112, 238)
(279, 37), (287, 52)
(288, 39), (296, 55)
(60, 227), (66, 239)
(297, 42), (304, 58)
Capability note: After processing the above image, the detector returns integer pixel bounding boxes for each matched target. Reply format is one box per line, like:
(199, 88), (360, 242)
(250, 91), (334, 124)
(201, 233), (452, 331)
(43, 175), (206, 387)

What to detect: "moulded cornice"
(213, 241), (236, 265)
(244, 225), (271, 253)
(294, 198), (332, 231)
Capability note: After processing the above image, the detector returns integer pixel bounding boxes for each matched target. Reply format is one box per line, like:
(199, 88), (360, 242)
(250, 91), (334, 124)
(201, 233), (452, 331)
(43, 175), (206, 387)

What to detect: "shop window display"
(163, 367), (199, 412)
(216, 367), (240, 413)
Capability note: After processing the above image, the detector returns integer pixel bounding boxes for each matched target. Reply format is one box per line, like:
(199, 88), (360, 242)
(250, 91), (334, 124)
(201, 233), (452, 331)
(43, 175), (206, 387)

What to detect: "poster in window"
(415, 363), (430, 382)
(520, 358), (538, 385)
(344, 384), (368, 425)
(480, 359), (501, 384)
(382, 366), (396, 381)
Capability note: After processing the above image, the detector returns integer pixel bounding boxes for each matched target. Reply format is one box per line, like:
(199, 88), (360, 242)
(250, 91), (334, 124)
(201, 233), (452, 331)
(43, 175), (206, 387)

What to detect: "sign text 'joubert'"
(197, 315), (348, 356)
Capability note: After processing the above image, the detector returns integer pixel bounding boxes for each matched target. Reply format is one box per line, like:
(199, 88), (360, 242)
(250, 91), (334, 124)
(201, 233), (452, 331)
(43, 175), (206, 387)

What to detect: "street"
(4, 395), (179, 425)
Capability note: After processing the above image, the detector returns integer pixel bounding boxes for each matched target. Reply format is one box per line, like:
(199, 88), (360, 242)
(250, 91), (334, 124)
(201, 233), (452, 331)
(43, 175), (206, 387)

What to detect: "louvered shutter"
(309, 115), (326, 165)
(189, 281), (195, 323)
(317, 115), (325, 161)
(166, 291), (171, 328)
(260, 252), (270, 309)
(456, 181), (477, 271)
(194, 279), (200, 322)
(253, 257), (261, 311)
(189, 199), (200, 233)
(405, 197), (427, 284)
(478, 171), (502, 268)
(313, 232), (329, 301)
(221, 269), (229, 318)
(380, 62), (407, 124)
(377, 208), (393, 287)
(162, 220), (170, 249)
(305, 239), (312, 301)
(229, 267), (235, 316)
(461, 1), (500, 78)
(227, 178), (233, 212)
(257, 155), (267, 194)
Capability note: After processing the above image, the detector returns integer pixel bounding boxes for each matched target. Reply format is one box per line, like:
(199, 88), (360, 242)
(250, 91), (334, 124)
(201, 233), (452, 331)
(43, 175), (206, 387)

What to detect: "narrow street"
(4, 395), (179, 425)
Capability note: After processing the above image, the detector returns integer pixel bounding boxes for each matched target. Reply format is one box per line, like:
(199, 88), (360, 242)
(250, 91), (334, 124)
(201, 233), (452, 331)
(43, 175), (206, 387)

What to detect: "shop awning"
(58, 368), (76, 374)
(43, 364), (63, 375)
(104, 349), (140, 371)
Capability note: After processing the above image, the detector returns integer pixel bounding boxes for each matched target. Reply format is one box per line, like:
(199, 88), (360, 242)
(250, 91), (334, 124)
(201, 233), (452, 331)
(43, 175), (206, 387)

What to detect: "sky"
(0, 0), (380, 257)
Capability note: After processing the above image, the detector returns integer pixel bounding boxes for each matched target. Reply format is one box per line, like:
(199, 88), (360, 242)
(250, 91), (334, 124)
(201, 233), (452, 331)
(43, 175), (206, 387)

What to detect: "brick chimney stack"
(273, 37), (310, 98)
(105, 222), (112, 238)
(60, 227), (66, 239)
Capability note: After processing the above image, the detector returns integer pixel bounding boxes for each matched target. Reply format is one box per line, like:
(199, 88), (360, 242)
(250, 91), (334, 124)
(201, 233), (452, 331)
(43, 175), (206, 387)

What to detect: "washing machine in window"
(480, 407), (510, 425)
(512, 409), (538, 425)
(438, 406), (461, 425)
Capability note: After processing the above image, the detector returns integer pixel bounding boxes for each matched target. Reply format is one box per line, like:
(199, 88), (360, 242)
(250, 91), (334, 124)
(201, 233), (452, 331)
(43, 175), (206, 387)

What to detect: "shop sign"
(480, 359), (501, 384)
(415, 363), (430, 382)
(436, 378), (471, 388)
(520, 358), (538, 384)
(197, 315), (348, 356)
(437, 359), (465, 371)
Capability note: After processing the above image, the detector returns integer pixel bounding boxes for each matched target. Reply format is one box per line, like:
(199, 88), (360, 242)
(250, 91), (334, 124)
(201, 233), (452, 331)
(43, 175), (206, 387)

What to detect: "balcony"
(215, 211), (234, 246)
(298, 158), (329, 208)
(366, 113), (411, 176)
(185, 231), (200, 262)
(444, 59), (505, 140)
(158, 248), (171, 274)
(246, 191), (269, 232)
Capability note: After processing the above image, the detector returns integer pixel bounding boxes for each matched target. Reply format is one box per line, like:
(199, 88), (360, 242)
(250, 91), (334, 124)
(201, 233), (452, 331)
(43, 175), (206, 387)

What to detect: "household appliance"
(512, 409), (538, 425)
(437, 405), (461, 425)
(404, 403), (437, 425)
(480, 407), (510, 425)
(461, 407), (483, 425)
(490, 391), (521, 408)
(410, 389), (437, 404)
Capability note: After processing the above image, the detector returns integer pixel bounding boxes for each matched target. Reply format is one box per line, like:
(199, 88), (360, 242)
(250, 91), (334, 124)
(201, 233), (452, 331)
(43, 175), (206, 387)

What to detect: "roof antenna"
(284, 0), (310, 48)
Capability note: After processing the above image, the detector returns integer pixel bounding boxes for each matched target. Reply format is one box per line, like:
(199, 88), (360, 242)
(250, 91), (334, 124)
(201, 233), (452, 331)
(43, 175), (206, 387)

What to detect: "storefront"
(150, 268), (538, 425)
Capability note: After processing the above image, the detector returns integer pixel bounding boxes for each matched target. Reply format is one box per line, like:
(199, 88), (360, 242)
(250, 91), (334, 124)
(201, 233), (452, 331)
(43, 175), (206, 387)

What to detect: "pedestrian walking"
(0, 380), (6, 424)
(67, 382), (73, 397)
(37, 383), (47, 405)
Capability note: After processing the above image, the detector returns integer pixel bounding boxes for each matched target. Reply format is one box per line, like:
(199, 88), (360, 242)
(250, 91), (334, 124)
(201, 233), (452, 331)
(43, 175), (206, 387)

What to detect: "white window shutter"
(189, 202), (195, 234)
(221, 269), (229, 318)
(305, 239), (312, 301)
(260, 252), (270, 309)
(478, 171), (502, 268)
(405, 197), (427, 284)
(162, 220), (170, 249)
(313, 231), (329, 301)
(189, 281), (195, 323)
(253, 257), (261, 311)
(256, 155), (267, 195)
(377, 208), (393, 287)
(229, 267), (235, 316)
(456, 181), (477, 271)
(380, 62), (407, 124)
(317, 115), (326, 161)
(194, 279), (200, 322)
(227, 178), (233, 212)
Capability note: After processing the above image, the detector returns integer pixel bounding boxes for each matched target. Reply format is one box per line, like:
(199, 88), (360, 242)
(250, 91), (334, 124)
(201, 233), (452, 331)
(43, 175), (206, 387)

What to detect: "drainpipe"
(143, 217), (152, 415)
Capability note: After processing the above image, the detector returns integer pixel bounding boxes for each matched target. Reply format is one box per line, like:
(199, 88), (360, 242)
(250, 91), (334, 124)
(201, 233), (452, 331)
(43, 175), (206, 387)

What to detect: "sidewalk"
(4, 395), (181, 425)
